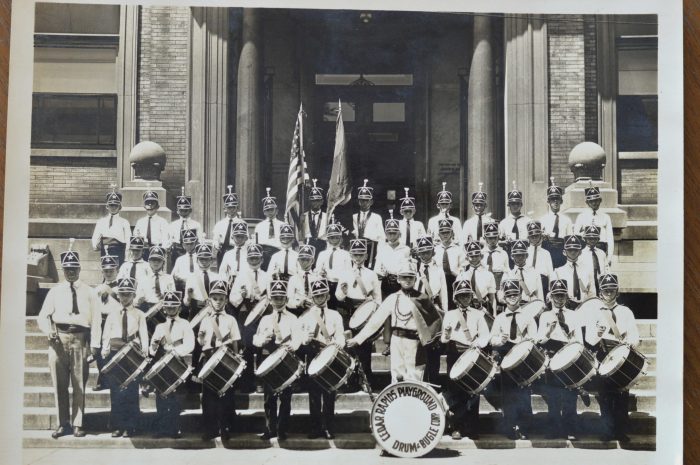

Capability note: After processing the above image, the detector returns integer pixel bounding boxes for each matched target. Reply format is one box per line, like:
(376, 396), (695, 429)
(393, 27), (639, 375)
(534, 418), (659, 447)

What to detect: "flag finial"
(363, 179), (368, 188)
(478, 182), (483, 192)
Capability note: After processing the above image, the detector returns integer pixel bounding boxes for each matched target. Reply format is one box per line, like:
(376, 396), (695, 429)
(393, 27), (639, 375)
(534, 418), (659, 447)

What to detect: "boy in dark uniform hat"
(499, 181), (532, 242)
(461, 182), (489, 246)
(254, 187), (285, 250)
(118, 236), (149, 281)
(540, 178), (572, 268)
(315, 218), (352, 311)
(197, 280), (241, 441)
(490, 279), (537, 440)
(100, 277), (149, 438)
(397, 187), (426, 248)
(92, 185), (131, 265)
(551, 235), (595, 308)
(134, 188), (170, 261)
(434, 218), (463, 311)
(459, 240), (497, 323)
(481, 222), (509, 294)
(171, 229), (199, 293)
(168, 187), (203, 273)
(526, 220), (554, 297)
(149, 290), (194, 438)
(303, 179), (328, 260)
(93, 251), (122, 391)
(352, 179), (385, 269)
(214, 185), (244, 266)
(574, 182), (614, 258)
(287, 244), (317, 316)
(220, 221), (251, 286)
(502, 239), (544, 304)
(427, 182), (462, 245)
(580, 224), (610, 296)
(268, 223), (299, 280)
(536, 279), (583, 440)
(253, 279), (301, 440)
(441, 278), (490, 440)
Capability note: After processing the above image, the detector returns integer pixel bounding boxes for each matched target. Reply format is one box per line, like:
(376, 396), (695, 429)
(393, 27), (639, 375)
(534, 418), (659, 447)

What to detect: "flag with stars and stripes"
(285, 103), (310, 235)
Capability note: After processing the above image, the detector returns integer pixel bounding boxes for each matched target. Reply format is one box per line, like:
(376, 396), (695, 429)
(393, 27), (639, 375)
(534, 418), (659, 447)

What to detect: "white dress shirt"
(253, 310), (301, 350)
(374, 241), (411, 278)
(335, 266), (382, 303)
(101, 305), (149, 350)
(136, 268), (176, 304)
(434, 243), (465, 277)
(480, 246), (510, 274)
(268, 247), (300, 277)
(456, 265), (497, 302)
(151, 316), (195, 357)
(427, 213), (462, 245)
(296, 306), (345, 347)
(352, 211), (386, 243)
(315, 246), (352, 283)
(526, 243), (554, 278)
(287, 269), (316, 311)
(584, 304), (640, 348)
(398, 218), (426, 248)
(490, 309), (538, 346)
(219, 244), (250, 283)
(574, 209), (615, 258)
(168, 217), (204, 246)
(254, 217), (286, 249)
(117, 260), (150, 281)
(197, 311), (241, 351)
(212, 216), (246, 249)
(461, 214), (489, 245)
(498, 214), (532, 241)
(92, 214), (131, 248)
(38, 280), (102, 348)
(503, 265), (544, 302)
(172, 252), (199, 285)
(540, 210), (573, 239)
(229, 268), (269, 307)
(441, 308), (490, 348)
(183, 269), (221, 305)
(133, 214), (171, 248)
(303, 210), (328, 240)
(414, 260), (448, 311)
(537, 308), (583, 344)
(550, 260), (596, 302)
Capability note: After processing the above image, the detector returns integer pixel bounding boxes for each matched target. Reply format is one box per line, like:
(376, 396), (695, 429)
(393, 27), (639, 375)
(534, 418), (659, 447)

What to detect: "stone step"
(618, 220), (657, 241)
(29, 203), (106, 220)
(22, 407), (656, 435)
(21, 430), (656, 451)
(620, 204), (657, 222)
(21, 385), (658, 414)
(29, 218), (96, 239)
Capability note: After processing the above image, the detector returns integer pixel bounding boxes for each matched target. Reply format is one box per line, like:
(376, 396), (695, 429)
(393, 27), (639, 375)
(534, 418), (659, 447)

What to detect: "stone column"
(235, 8), (263, 219)
(116, 5), (139, 187)
(190, 7), (229, 232)
(596, 16), (618, 189)
(504, 15), (550, 218)
(467, 15), (498, 217)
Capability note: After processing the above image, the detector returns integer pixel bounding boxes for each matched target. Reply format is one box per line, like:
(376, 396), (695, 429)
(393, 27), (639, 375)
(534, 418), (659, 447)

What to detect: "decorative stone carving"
(568, 141), (606, 181)
(129, 141), (166, 181)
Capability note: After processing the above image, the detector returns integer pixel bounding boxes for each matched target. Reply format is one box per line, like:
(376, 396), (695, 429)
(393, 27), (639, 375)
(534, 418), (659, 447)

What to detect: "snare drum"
(349, 300), (380, 338)
(501, 340), (547, 386)
(143, 351), (194, 396)
(449, 347), (498, 394)
(598, 344), (647, 391)
(307, 344), (356, 392)
(548, 341), (598, 389)
(197, 345), (247, 396)
(244, 297), (270, 327)
(101, 341), (150, 389)
(255, 346), (304, 393)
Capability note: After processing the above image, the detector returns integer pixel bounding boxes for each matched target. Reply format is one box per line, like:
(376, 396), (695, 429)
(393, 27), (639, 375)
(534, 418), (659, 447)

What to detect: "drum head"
(349, 301), (379, 330)
(244, 298), (270, 326)
(598, 344), (630, 376)
(449, 348), (480, 379)
(501, 340), (534, 370)
(197, 346), (227, 379)
(521, 300), (546, 320)
(255, 347), (286, 376)
(549, 342), (584, 371)
(576, 298), (606, 323)
(307, 344), (338, 376)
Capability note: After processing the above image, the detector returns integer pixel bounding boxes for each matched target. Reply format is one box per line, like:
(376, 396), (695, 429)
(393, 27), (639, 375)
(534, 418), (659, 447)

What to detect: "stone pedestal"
(119, 180), (173, 225)
(561, 179), (628, 228)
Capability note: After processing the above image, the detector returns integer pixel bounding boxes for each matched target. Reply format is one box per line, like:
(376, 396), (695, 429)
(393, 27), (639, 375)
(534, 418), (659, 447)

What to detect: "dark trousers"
(237, 308), (261, 391)
(107, 351), (140, 431)
(541, 382), (578, 436)
(168, 243), (185, 274)
(202, 384), (237, 435)
(94, 315), (108, 389)
(308, 379), (336, 433)
(153, 388), (183, 435)
(263, 385), (292, 435)
(444, 351), (480, 436)
(356, 342), (373, 387)
(596, 381), (630, 437)
(497, 345), (532, 433)
(424, 341), (444, 386)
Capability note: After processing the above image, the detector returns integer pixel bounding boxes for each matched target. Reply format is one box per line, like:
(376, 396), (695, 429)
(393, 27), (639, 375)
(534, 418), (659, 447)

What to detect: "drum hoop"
(449, 347), (480, 380)
(245, 298), (270, 327)
(599, 344), (632, 375)
(197, 345), (229, 379)
(102, 340), (137, 371)
(349, 301), (379, 330)
(119, 357), (151, 390)
(307, 344), (339, 375)
(601, 346), (647, 390)
(508, 351), (547, 387)
(309, 349), (356, 392)
(502, 340), (535, 370)
(143, 353), (171, 381)
(549, 342), (586, 373)
(460, 362), (498, 394)
(217, 358), (247, 397)
(272, 359), (305, 394)
(255, 347), (289, 377)
(161, 365), (194, 397)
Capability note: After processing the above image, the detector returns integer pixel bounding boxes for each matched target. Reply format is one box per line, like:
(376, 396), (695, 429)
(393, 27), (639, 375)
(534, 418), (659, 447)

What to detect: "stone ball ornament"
(129, 141), (167, 181)
(568, 141), (606, 181)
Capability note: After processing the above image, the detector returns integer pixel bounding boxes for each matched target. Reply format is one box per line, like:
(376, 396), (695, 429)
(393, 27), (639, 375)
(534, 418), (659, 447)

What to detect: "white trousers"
(389, 336), (425, 383)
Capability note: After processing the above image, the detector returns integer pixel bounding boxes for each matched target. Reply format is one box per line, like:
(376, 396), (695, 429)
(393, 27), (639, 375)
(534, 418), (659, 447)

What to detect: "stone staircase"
(22, 316), (657, 451)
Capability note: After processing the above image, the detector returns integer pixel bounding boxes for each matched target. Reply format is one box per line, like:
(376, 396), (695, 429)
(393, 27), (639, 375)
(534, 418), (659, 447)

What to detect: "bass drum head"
(349, 301), (378, 330)
(307, 344), (338, 376)
(449, 348), (480, 380)
(598, 344), (630, 376)
(244, 298), (270, 326)
(501, 340), (534, 370)
(370, 381), (446, 458)
(255, 347), (286, 376)
(549, 342), (584, 371)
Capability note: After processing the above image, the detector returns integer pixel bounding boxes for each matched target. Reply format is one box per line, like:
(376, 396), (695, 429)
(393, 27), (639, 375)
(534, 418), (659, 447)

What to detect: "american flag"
(285, 103), (310, 234)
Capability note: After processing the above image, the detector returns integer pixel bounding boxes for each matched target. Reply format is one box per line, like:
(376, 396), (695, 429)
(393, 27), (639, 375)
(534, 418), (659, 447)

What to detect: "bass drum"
(370, 381), (447, 458)
(348, 300), (381, 340)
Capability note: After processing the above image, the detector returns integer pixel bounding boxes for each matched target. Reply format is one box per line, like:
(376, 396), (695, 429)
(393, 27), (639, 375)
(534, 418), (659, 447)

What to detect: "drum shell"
(144, 352), (193, 396)
(198, 346), (246, 396)
(308, 346), (356, 393)
(349, 300), (381, 340)
(255, 348), (303, 393)
(449, 348), (497, 394)
(599, 345), (646, 390)
(101, 342), (148, 389)
(502, 341), (547, 386)
(549, 343), (597, 389)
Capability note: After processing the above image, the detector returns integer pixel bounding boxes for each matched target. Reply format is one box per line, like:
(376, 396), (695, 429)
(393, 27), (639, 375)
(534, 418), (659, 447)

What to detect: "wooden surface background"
(0, 0), (694, 462)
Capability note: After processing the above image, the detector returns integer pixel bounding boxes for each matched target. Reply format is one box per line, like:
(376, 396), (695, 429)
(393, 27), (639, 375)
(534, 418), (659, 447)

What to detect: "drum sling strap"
(353, 268), (369, 298)
(602, 305), (622, 340)
(455, 310), (473, 344)
(312, 308), (331, 341)
(211, 312), (225, 345)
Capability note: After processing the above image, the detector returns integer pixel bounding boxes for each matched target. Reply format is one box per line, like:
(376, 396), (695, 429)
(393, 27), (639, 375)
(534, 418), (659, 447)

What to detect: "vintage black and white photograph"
(0, 0), (683, 464)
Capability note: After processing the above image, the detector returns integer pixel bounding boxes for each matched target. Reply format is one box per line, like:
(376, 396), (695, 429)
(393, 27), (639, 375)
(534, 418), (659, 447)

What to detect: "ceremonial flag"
(285, 103), (310, 235)
(326, 101), (352, 218)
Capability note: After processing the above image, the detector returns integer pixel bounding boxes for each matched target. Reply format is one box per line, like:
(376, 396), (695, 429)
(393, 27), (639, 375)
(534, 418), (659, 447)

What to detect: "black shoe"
(73, 427), (86, 438)
(221, 429), (232, 441)
(92, 383), (107, 392)
(324, 430), (335, 440)
(259, 431), (276, 440)
(51, 425), (72, 439)
(601, 433), (615, 442)
(616, 433), (631, 443)
(121, 429), (132, 438)
(451, 431), (462, 440)
(111, 430), (123, 438)
(202, 431), (219, 441)
(381, 347), (391, 356)
(580, 393), (591, 407)
(278, 432), (288, 441)
(308, 430), (324, 439)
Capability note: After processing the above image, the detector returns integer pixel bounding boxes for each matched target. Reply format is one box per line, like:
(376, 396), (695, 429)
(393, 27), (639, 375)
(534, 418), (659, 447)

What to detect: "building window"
(32, 93), (117, 149)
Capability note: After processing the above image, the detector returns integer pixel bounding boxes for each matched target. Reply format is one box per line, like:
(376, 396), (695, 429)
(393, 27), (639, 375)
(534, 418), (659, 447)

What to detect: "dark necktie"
(310, 213), (318, 238)
(203, 270), (210, 298)
(572, 262), (581, 300)
(236, 247), (241, 272)
(442, 246), (451, 275)
(512, 216), (520, 239)
(283, 250), (289, 275)
(477, 214), (483, 241)
(180, 218), (187, 243)
(154, 271), (162, 298)
(509, 312), (518, 340)
(329, 248), (336, 269)
(470, 268), (477, 295)
(189, 253), (194, 273)
(109, 214), (113, 228)
(519, 267), (525, 288)
(591, 246), (601, 294)
(130, 262), (137, 279)
(487, 251), (494, 272)
(532, 246), (538, 268)
(147, 216), (152, 246)
(121, 308), (128, 341)
(70, 283), (79, 315)
(557, 310), (570, 336)
(223, 218), (233, 248)
(406, 219), (411, 246)
(423, 264), (430, 291)
(304, 271), (310, 294)
(269, 218), (275, 238)
(553, 213), (560, 238)
(212, 313), (220, 346)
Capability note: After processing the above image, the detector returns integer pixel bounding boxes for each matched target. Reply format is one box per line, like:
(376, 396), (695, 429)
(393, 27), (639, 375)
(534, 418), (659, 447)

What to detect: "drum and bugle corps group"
(36, 176), (644, 444)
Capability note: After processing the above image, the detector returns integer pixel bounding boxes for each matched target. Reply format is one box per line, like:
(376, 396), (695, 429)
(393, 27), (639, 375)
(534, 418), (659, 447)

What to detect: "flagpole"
(298, 103), (305, 237)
